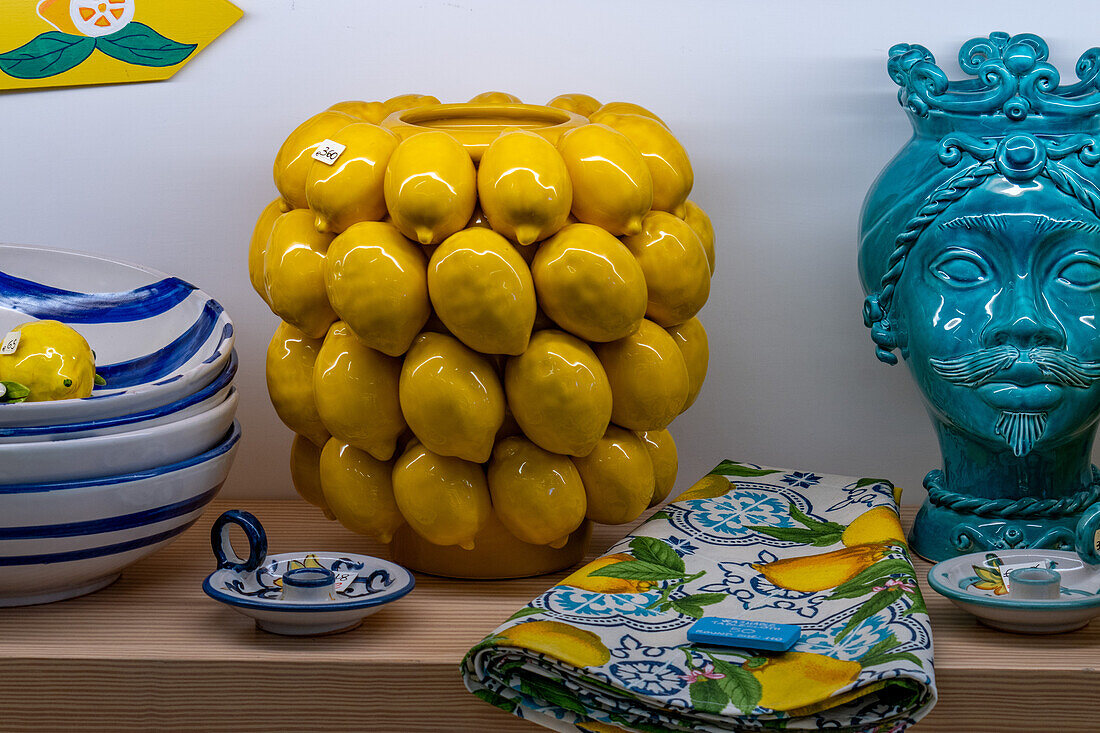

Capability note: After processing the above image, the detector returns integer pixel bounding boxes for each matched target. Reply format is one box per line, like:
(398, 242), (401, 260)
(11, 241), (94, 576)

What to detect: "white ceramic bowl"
(0, 350), (237, 443)
(0, 388), (237, 484)
(0, 243), (234, 427)
(0, 421), (240, 606)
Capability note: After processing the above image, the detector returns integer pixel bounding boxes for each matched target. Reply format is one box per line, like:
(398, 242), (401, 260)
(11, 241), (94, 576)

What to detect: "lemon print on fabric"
(636, 428), (678, 507)
(391, 442), (492, 550)
(477, 129), (572, 245)
(313, 322), (404, 462)
(247, 198), (282, 306)
(504, 330), (611, 457)
(841, 506), (906, 547)
(593, 112), (693, 216)
(666, 317), (709, 411)
(622, 211), (711, 327)
(264, 209), (337, 339)
(556, 123), (652, 236)
(384, 130), (476, 245)
(319, 438), (405, 543)
(306, 122), (399, 234)
(265, 321), (329, 448)
(745, 653), (862, 714)
(273, 111), (356, 211)
(574, 426), (655, 525)
(681, 200), (716, 274)
(0, 320), (95, 402)
(399, 332), (504, 463)
(532, 223), (647, 342)
(752, 544), (887, 593)
(594, 319), (688, 431)
(495, 620), (610, 668)
(560, 553), (655, 594)
(324, 221), (430, 357)
(488, 436), (587, 547)
(673, 473), (734, 502)
(289, 435), (332, 517)
(427, 227), (536, 355)
(546, 93), (602, 117)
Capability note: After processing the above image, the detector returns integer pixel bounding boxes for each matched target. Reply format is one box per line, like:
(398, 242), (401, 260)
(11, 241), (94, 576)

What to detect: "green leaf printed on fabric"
(858, 633), (924, 669)
(835, 588), (905, 642)
(688, 677), (728, 714)
(519, 675), (588, 716)
(0, 32), (94, 79)
(709, 656), (763, 713)
(855, 477), (894, 489)
(589, 560), (686, 582)
(96, 22), (196, 67)
(829, 559), (915, 599)
(629, 536), (686, 573)
(472, 688), (518, 713)
(748, 503), (846, 547)
(506, 606), (545, 622)
(709, 460), (782, 478)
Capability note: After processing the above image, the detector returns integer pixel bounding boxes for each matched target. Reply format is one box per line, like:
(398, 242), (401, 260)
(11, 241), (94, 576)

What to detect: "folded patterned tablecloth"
(462, 460), (937, 732)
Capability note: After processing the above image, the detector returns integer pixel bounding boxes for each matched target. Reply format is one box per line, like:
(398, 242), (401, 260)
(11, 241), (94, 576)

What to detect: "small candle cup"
(1006, 567), (1061, 601)
(280, 566), (337, 603)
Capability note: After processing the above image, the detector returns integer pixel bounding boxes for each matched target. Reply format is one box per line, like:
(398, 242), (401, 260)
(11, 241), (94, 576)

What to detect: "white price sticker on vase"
(0, 331), (19, 355)
(312, 139), (346, 165)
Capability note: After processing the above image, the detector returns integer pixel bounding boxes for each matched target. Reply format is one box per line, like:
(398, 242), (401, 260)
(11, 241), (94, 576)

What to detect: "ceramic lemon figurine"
(252, 96), (715, 578)
(0, 320), (102, 403)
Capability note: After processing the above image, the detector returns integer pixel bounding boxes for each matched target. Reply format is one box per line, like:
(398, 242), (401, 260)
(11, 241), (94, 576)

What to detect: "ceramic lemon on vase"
(252, 94), (715, 578)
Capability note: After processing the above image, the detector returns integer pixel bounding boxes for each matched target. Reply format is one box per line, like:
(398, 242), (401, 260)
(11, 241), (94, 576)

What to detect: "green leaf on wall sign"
(0, 32), (95, 79)
(96, 23), (197, 67)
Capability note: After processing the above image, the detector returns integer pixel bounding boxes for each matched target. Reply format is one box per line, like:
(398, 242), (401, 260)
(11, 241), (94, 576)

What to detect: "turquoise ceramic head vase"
(860, 32), (1100, 560)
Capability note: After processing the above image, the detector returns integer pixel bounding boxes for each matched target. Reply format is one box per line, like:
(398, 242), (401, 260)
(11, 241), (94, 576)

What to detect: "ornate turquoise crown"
(890, 32), (1100, 126)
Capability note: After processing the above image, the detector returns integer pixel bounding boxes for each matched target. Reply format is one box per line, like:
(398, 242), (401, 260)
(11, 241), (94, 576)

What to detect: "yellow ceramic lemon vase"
(254, 96), (712, 578)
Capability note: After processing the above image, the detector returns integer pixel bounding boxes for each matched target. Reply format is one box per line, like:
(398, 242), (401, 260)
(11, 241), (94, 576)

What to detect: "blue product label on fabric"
(686, 617), (800, 652)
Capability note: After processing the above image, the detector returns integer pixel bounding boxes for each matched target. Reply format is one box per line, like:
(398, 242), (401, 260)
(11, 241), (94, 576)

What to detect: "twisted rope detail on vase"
(462, 461), (936, 733)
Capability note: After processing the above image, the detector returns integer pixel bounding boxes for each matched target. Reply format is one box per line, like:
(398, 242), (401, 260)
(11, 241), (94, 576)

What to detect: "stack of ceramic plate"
(0, 244), (240, 606)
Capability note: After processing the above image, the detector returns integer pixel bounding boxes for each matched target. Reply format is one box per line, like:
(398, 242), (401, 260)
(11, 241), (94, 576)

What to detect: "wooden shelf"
(1, 499), (1095, 731)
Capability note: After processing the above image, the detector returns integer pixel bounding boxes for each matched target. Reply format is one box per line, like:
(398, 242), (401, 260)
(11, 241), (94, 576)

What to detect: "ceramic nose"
(981, 284), (1065, 350)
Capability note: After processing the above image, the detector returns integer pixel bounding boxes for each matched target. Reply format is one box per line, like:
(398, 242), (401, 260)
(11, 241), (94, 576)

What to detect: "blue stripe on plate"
(0, 421), (240, 494)
(0, 351), (237, 438)
(0, 272), (196, 323)
(0, 484), (221, 539)
(0, 518), (201, 566)
(202, 323), (235, 365)
(95, 299), (223, 388)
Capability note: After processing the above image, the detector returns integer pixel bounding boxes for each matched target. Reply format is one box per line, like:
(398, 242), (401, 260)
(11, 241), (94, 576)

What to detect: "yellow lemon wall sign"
(0, 0), (241, 90)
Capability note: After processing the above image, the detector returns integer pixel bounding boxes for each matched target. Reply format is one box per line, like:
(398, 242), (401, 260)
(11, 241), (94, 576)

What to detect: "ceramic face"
(894, 181), (1100, 457)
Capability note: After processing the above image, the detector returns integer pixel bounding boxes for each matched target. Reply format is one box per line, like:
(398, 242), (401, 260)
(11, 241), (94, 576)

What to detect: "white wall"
(2, 0), (1096, 504)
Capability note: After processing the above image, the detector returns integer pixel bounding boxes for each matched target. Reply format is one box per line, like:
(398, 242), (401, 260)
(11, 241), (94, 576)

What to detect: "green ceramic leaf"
(95, 22), (196, 67)
(709, 460), (782, 478)
(0, 381), (30, 402)
(94, 373), (107, 386)
(0, 32), (94, 79)
(688, 677), (728, 714)
(589, 560), (685, 582)
(710, 657), (763, 713)
(630, 536), (685, 573)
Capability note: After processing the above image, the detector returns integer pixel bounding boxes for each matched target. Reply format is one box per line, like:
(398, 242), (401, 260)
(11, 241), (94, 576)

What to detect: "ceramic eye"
(1056, 255), (1100, 289)
(930, 250), (989, 286)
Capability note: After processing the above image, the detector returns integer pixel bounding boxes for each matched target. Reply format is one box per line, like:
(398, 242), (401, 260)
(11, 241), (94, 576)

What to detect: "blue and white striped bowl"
(0, 244), (234, 427)
(0, 350), (238, 443)
(0, 421), (241, 606)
